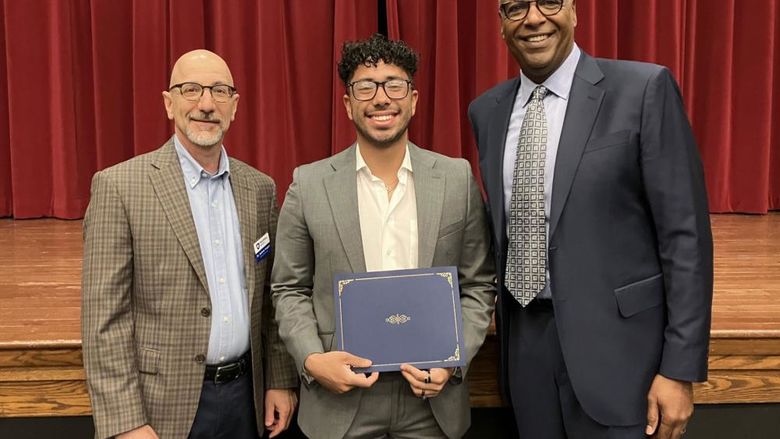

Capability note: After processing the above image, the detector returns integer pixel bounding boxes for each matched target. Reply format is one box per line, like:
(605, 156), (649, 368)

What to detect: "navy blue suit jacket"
(468, 51), (713, 426)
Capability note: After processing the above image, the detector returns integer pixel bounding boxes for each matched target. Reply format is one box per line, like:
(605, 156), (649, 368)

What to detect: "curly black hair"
(337, 33), (419, 85)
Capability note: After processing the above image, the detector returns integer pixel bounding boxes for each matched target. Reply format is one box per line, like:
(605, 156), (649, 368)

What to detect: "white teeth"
(373, 115), (393, 121)
(527, 34), (549, 42)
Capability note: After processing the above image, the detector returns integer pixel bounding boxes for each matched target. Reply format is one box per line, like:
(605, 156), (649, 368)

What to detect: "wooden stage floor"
(1, 215), (779, 417)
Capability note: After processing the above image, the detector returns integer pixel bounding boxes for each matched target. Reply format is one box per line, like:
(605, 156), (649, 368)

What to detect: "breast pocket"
(437, 218), (464, 239)
(583, 130), (632, 154)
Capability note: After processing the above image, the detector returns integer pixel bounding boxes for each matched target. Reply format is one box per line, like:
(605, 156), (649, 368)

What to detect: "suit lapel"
(486, 78), (521, 251)
(324, 146), (367, 273)
(410, 144), (444, 268)
(229, 162), (258, 308)
(149, 139), (209, 295)
(323, 144), (447, 271)
(550, 54), (605, 237)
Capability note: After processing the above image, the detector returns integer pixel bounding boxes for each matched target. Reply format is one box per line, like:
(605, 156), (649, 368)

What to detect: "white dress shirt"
(356, 144), (418, 271)
(502, 45), (581, 299)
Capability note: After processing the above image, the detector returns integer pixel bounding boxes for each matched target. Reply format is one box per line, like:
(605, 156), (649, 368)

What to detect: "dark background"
(2, 405), (780, 438)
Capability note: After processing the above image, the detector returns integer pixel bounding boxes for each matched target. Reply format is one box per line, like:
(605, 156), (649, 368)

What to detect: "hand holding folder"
(333, 266), (466, 373)
(303, 351), (379, 394)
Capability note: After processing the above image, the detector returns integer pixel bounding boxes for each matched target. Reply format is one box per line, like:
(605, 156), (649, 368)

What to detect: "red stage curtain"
(388, 0), (780, 213)
(0, 0), (376, 218)
(385, 0), (516, 182)
(1, 1), (778, 216)
(683, 0), (780, 212)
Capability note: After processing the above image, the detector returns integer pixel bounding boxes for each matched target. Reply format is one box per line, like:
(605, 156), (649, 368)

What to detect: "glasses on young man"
(348, 79), (412, 102)
(169, 82), (237, 103)
(499, 0), (564, 21)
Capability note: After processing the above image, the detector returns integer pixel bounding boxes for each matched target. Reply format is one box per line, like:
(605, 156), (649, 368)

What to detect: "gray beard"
(185, 126), (224, 148)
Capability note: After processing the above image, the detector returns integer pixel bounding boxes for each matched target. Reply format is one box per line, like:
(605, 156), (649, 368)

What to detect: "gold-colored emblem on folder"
(385, 313), (411, 325)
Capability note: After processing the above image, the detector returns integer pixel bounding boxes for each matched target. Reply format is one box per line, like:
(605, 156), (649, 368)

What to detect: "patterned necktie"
(506, 85), (548, 306)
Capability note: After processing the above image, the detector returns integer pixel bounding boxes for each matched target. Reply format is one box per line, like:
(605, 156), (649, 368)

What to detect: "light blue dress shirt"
(503, 45), (581, 299)
(174, 136), (249, 364)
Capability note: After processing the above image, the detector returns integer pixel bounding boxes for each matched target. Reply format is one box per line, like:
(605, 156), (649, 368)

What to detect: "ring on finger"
(424, 371), (431, 384)
(421, 389), (426, 400)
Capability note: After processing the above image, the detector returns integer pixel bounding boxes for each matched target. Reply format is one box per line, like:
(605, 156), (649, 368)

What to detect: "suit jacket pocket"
(583, 130), (632, 154)
(138, 347), (161, 375)
(614, 273), (664, 318)
(438, 218), (464, 239)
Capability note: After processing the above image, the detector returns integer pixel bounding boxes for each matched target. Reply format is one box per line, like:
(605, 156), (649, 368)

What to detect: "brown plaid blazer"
(82, 139), (298, 439)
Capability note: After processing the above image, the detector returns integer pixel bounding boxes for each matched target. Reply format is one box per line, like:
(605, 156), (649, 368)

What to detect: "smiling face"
(500, 0), (577, 84)
(162, 50), (239, 150)
(342, 60), (418, 150)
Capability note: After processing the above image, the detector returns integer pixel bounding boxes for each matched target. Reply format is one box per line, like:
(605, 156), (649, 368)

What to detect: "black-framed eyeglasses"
(499, 0), (564, 21)
(169, 82), (237, 103)
(348, 79), (413, 101)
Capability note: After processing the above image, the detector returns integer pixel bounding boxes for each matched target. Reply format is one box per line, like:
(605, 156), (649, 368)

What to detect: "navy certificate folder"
(333, 266), (466, 373)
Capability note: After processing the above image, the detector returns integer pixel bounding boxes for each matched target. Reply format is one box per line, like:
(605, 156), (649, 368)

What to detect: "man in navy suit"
(468, 1), (713, 438)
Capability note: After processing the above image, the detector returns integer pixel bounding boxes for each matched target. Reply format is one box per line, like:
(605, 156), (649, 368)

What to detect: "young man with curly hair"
(272, 34), (496, 439)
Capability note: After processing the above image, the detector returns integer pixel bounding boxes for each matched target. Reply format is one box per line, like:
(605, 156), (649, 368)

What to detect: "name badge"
(254, 233), (271, 262)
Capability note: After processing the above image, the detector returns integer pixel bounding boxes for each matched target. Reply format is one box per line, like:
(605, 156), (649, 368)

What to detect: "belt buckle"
(214, 363), (239, 384)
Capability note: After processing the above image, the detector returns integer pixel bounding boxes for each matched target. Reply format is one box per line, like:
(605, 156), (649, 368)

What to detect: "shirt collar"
(518, 44), (581, 106)
(174, 134), (231, 189)
(355, 143), (414, 175)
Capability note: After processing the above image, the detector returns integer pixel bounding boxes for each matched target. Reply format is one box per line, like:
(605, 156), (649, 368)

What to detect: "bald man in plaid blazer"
(82, 50), (298, 439)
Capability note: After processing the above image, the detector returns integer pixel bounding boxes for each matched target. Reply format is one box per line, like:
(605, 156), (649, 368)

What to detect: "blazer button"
(201, 307), (211, 317)
(194, 354), (206, 364)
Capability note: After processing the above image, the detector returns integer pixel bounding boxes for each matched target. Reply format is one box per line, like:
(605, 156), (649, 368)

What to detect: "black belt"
(204, 352), (250, 384)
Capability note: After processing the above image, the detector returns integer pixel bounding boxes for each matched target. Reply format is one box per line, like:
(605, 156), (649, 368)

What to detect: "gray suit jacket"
(82, 139), (298, 439)
(469, 52), (713, 426)
(272, 143), (496, 439)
